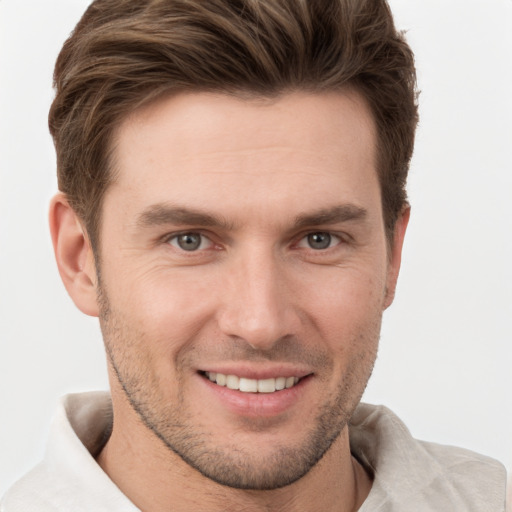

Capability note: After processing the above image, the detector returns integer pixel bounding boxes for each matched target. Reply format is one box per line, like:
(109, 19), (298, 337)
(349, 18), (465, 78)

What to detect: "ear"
(383, 206), (410, 309)
(49, 193), (99, 317)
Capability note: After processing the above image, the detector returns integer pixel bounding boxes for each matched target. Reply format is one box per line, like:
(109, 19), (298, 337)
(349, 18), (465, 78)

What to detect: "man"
(1, 0), (506, 510)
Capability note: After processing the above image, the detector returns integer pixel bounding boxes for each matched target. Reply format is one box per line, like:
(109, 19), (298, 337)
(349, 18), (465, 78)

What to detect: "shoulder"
(350, 403), (506, 511)
(417, 440), (506, 508)
(1, 392), (137, 512)
(1, 464), (59, 512)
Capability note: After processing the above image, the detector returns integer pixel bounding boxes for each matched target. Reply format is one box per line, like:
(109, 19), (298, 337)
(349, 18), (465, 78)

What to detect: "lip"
(197, 370), (313, 418)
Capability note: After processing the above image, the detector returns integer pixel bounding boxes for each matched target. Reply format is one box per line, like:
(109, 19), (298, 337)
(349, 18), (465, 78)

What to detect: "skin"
(50, 90), (409, 512)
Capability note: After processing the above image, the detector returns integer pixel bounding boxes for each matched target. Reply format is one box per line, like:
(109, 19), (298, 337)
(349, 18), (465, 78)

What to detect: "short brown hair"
(49, 0), (418, 251)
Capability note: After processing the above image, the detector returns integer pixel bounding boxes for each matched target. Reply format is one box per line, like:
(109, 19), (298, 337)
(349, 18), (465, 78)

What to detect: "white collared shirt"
(1, 392), (506, 511)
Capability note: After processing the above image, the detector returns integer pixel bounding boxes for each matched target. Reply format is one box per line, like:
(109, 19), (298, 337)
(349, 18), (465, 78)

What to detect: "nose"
(216, 247), (300, 351)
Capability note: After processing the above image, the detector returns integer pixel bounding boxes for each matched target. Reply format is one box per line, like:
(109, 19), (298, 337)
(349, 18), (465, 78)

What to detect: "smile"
(204, 371), (301, 393)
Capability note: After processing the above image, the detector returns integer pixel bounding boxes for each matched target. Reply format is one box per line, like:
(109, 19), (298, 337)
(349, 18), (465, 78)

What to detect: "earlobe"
(383, 206), (410, 309)
(49, 193), (99, 317)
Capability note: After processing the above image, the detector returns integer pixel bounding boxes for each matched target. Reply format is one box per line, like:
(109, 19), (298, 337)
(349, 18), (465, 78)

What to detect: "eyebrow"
(135, 203), (367, 231)
(136, 204), (235, 230)
(293, 204), (368, 229)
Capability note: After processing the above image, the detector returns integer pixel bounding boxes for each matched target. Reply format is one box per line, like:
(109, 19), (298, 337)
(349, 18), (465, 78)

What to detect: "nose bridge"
(217, 243), (297, 350)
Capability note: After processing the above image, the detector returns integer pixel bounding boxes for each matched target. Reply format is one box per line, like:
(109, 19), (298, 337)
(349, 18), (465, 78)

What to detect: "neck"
(97, 389), (371, 512)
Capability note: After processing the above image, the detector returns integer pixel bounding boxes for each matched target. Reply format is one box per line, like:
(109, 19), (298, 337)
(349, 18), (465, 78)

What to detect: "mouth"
(202, 371), (302, 394)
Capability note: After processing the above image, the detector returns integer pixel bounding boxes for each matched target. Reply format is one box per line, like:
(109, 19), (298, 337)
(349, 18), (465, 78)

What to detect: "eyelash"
(163, 230), (346, 253)
(165, 232), (215, 252)
(295, 232), (344, 251)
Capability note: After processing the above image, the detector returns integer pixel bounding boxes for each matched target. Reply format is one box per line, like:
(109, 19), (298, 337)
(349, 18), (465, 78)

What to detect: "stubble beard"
(98, 286), (379, 491)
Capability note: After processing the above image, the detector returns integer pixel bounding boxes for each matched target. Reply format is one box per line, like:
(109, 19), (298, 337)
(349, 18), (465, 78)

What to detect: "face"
(96, 91), (402, 490)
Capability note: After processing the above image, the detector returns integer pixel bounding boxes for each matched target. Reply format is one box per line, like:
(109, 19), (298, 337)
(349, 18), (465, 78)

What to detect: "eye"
(167, 232), (213, 252)
(297, 232), (341, 250)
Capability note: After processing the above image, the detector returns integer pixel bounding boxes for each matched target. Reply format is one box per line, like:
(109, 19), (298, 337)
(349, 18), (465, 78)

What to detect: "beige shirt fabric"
(1, 392), (506, 511)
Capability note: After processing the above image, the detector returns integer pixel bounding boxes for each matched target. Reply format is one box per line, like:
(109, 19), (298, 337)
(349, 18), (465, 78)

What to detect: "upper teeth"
(205, 372), (300, 393)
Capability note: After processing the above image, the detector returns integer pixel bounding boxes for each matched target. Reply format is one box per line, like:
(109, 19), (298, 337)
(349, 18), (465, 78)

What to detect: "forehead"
(106, 90), (380, 225)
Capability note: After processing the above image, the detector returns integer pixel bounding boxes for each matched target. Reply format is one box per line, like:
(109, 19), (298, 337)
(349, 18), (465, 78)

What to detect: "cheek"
(297, 268), (383, 381)
(299, 264), (387, 336)
(102, 264), (219, 357)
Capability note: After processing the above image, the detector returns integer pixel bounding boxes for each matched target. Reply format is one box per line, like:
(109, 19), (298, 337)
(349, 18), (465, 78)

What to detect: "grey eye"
(167, 232), (215, 253)
(307, 232), (332, 250)
(175, 233), (202, 251)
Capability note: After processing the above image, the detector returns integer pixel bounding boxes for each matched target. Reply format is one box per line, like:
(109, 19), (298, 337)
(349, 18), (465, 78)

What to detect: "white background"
(1, 0), (511, 495)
